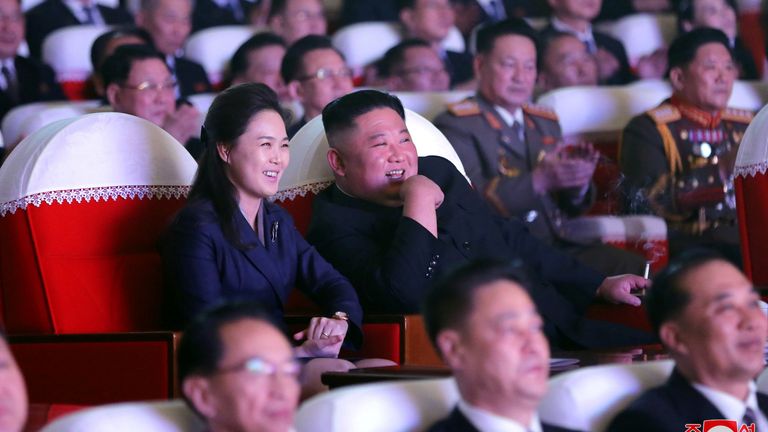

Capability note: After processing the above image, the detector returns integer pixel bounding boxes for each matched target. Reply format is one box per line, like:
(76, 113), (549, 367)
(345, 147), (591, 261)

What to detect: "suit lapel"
(667, 369), (727, 420)
(476, 96), (527, 161)
(234, 208), (288, 303)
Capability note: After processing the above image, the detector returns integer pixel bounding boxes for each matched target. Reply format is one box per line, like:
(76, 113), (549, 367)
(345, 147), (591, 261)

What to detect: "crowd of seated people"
(4, 0), (768, 430)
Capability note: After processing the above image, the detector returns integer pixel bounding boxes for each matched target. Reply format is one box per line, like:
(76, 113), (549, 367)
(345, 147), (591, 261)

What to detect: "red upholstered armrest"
(9, 332), (180, 405)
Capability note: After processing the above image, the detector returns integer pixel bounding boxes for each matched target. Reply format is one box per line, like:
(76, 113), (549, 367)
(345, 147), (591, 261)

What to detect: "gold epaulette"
(646, 104), (683, 177)
(522, 103), (559, 121)
(722, 107), (754, 124)
(447, 99), (481, 117)
(646, 104), (681, 125)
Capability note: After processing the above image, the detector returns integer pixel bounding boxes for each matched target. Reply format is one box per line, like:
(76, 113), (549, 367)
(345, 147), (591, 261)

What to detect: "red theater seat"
(0, 112), (197, 403)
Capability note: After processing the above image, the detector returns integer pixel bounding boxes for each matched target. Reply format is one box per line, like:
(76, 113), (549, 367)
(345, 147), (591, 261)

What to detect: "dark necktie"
(82, 5), (97, 24)
(2, 64), (18, 104)
(743, 407), (759, 431)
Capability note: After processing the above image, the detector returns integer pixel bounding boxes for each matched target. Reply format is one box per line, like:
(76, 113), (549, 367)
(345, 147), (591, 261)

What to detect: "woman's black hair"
(189, 83), (288, 249)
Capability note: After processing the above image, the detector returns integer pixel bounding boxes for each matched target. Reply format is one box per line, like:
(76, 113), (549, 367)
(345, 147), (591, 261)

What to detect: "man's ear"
(385, 76), (403, 92)
(669, 66), (685, 92)
(105, 83), (121, 108)
(182, 377), (217, 419)
(399, 9), (415, 34)
(536, 72), (550, 92)
(268, 15), (284, 34)
(659, 321), (689, 356)
(681, 20), (693, 34)
(217, 142), (230, 164)
(135, 10), (146, 27)
(473, 54), (484, 80)
(288, 80), (303, 104)
(436, 329), (465, 370)
(327, 148), (345, 176)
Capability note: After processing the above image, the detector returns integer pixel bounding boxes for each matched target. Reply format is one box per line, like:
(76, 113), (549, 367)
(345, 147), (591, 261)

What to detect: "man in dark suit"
(0, 0), (63, 123)
(434, 19), (643, 276)
(307, 89), (654, 349)
(608, 250), (768, 432)
(24, 0), (133, 59)
(398, 0), (473, 87)
(137, 0), (212, 99)
(424, 260), (578, 432)
(541, 0), (633, 85)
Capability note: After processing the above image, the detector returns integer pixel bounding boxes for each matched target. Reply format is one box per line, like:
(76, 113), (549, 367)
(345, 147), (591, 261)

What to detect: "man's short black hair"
(397, 0), (456, 12)
(379, 38), (432, 77)
(322, 89), (405, 148)
(667, 27), (733, 72)
(475, 17), (539, 56)
(676, 0), (738, 34)
(100, 44), (168, 87)
(178, 301), (282, 381)
(228, 32), (286, 82)
(90, 26), (153, 71)
(645, 249), (730, 336)
(280, 35), (342, 83)
(423, 259), (534, 354)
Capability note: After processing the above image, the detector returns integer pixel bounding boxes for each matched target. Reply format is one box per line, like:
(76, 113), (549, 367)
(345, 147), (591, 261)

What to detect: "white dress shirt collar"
(458, 398), (542, 432)
(551, 17), (594, 44)
(493, 105), (524, 129)
(692, 381), (768, 431)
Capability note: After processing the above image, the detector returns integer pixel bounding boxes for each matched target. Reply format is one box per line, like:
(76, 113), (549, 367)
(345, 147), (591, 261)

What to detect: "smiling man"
(620, 28), (752, 263)
(307, 89), (655, 349)
(424, 260), (577, 432)
(608, 249), (768, 432)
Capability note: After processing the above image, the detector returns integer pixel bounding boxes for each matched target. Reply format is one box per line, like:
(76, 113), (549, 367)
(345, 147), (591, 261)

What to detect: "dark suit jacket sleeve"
(606, 406), (673, 432)
(162, 208), (227, 323)
(285, 210), (364, 346)
(620, 113), (668, 214)
(310, 200), (446, 313)
(176, 58), (212, 98)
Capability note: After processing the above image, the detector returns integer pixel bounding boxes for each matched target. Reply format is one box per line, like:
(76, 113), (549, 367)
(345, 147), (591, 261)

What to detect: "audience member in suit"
(226, 32), (288, 101)
(0, 330), (27, 432)
(24, 0), (133, 59)
(137, 0), (212, 99)
(542, 0), (633, 85)
(101, 45), (202, 158)
(677, 0), (759, 80)
(88, 27), (153, 99)
(164, 84), (392, 396)
(424, 260), (579, 432)
(307, 89), (654, 349)
(434, 19), (643, 276)
(0, 0), (64, 123)
(452, 0), (551, 42)
(179, 301), (301, 432)
(398, 0), (474, 88)
(608, 249), (768, 432)
(379, 39), (451, 92)
(537, 31), (598, 93)
(267, 0), (326, 46)
(280, 35), (353, 138)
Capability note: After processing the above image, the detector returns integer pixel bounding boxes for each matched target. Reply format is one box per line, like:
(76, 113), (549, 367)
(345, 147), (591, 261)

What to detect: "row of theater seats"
(31, 361), (768, 432)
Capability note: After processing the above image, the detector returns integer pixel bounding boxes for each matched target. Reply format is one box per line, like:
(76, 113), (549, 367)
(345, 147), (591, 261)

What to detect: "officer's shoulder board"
(646, 104), (681, 125)
(522, 103), (559, 121)
(447, 99), (481, 117)
(721, 107), (754, 124)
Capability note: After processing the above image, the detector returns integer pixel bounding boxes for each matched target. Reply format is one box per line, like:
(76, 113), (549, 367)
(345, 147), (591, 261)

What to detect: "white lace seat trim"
(0, 185), (190, 217)
(272, 181), (333, 202)
(735, 161), (768, 179)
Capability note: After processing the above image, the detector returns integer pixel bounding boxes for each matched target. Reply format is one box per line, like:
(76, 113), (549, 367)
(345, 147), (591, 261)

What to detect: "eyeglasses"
(120, 79), (177, 92)
(298, 67), (353, 82)
(216, 357), (301, 379)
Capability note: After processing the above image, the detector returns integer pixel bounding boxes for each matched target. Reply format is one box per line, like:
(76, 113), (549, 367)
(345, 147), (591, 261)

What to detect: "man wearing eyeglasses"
(102, 44), (202, 158)
(380, 38), (451, 92)
(434, 19), (644, 275)
(281, 35), (353, 138)
(180, 301), (301, 432)
(268, 0), (327, 46)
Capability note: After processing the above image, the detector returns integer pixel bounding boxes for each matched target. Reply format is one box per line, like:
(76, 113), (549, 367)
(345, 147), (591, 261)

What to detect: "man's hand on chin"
(596, 274), (649, 306)
(400, 175), (444, 237)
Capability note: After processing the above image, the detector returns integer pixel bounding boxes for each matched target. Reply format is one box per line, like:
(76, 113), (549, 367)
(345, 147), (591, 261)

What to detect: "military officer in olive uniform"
(621, 28), (752, 263)
(435, 18), (645, 275)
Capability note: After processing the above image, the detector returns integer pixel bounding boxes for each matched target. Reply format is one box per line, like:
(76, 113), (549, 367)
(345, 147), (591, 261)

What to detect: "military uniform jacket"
(620, 99), (752, 234)
(434, 95), (595, 245)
